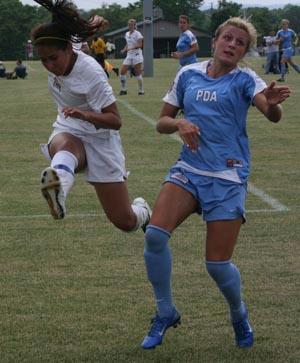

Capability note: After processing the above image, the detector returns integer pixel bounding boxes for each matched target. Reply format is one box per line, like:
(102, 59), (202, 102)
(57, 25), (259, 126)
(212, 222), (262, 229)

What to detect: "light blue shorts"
(282, 47), (294, 59)
(165, 166), (247, 222)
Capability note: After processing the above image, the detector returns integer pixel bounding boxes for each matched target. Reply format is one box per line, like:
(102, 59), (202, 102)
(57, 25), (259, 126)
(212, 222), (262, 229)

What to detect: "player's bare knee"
(111, 214), (136, 232)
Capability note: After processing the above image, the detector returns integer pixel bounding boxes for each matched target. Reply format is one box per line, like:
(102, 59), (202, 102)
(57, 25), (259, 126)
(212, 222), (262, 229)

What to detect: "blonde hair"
(215, 17), (257, 52)
(128, 19), (137, 28)
(179, 15), (189, 23)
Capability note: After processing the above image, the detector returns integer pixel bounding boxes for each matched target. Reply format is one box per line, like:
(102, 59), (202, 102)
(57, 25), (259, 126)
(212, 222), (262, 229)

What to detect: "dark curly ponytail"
(32, 0), (109, 48)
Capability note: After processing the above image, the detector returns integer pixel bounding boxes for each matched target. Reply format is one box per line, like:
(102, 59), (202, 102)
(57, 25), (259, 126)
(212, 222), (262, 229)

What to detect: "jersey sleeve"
(83, 62), (116, 112)
(187, 30), (198, 45)
(242, 68), (267, 101)
(136, 31), (144, 40)
(162, 70), (185, 108)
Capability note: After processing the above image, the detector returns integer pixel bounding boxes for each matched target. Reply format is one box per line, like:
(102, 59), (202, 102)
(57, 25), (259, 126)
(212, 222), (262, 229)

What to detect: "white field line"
(118, 98), (289, 213)
(0, 209), (285, 220)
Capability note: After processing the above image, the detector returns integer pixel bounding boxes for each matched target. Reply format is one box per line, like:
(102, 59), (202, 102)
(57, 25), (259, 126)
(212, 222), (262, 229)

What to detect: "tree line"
(0, 0), (299, 60)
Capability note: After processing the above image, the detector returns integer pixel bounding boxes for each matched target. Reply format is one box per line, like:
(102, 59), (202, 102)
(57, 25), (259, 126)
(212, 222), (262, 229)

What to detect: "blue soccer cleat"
(141, 308), (181, 349)
(232, 317), (254, 348)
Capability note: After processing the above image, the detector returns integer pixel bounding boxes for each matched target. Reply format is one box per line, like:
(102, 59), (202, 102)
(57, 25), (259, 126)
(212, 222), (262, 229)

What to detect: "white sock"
(120, 75), (127, 91)
(51, 151), (78, 197)
(136, 75), (144, 92)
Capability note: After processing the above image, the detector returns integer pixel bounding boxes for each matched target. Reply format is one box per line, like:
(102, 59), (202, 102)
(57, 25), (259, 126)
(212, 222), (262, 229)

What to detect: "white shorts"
(40, 127), (127, 183)
(123, 53), (143, 67)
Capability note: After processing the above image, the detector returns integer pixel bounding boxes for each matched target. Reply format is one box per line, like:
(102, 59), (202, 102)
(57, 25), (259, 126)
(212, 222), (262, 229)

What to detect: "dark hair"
(31, 0), (101, 48)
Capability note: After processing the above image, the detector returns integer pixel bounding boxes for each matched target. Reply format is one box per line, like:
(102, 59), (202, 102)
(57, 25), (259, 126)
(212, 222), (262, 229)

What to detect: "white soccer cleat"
(132, 197), (152, 232)
(40, 167), (66, 219)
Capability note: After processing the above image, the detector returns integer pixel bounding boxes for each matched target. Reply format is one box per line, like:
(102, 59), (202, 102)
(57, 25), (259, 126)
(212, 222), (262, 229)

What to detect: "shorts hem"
(164, 179), (197, 200)
(88, 178), (126, 183)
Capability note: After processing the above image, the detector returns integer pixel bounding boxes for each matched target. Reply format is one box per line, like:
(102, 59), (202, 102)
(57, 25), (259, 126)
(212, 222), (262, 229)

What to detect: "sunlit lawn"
(0, 56), (299, 362)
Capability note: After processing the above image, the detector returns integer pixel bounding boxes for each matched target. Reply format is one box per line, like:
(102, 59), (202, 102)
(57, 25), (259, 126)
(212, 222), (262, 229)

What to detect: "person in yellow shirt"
(90, 36), (106, 71)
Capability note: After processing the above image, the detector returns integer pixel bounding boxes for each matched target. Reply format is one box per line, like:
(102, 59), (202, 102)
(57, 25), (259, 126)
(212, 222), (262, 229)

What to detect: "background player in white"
(276, 19), (300, 82)
(141, 17), (290, 350)
(171, 15), (199, 67)
(119, 19), (144, 95)
(32, 0), (151, 233)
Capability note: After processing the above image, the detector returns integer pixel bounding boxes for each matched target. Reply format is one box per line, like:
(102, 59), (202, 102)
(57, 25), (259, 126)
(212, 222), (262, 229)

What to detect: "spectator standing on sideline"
(90, 35), (107, 72)
(264, 31), (280, 74)
(105, 38), (116, 59)
(26, 40), (34, 59)
(171, 15), (199, 67)
(119, 19), (144, 96)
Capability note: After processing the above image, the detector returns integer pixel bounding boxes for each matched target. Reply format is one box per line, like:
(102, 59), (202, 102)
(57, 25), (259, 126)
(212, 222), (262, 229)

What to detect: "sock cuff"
(53, 164), (74, 176)
(206, 259), (231, 266)
(146, 224), (171, 238)
(51, 150), (78, 170)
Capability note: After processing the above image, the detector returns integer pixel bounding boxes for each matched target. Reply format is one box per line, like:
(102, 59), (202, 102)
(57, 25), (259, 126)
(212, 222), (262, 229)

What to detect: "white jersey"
(125, 30), (143, 56)
(48, 52), (115, 135)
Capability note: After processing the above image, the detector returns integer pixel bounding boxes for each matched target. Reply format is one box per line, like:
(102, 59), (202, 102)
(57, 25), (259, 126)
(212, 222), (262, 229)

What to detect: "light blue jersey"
(276, 28), (296, 49)
(163, 61), (266, 183)
(176, 29), (198, 67)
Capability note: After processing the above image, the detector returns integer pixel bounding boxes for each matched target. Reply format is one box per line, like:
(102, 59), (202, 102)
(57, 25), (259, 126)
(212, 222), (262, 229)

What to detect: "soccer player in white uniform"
(141, 17), (290, 350)
(32, 0), (151, 233)
(171, 15), (199, 67)
(119, 19), (144, 95)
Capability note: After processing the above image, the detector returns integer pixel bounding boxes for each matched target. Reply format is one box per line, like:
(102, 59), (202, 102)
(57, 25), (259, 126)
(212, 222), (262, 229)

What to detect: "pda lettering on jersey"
(196, 89), (217, 102)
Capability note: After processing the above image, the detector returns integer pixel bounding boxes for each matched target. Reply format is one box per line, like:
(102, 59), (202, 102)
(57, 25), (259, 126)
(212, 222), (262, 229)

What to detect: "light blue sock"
(144, 225), (173, 318)
(206, 260), (247, 323)
(280, 63), (286, 80)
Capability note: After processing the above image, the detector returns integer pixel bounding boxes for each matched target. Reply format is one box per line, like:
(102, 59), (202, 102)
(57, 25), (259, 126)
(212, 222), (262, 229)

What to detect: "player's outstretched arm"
(253, 81), (291, 123)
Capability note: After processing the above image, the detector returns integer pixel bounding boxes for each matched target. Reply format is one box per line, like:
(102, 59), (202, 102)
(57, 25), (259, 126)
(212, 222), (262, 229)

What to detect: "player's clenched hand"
(176, 118), (200, 151)
(62, 107), (87, 120)
(264, 81), (291, 105)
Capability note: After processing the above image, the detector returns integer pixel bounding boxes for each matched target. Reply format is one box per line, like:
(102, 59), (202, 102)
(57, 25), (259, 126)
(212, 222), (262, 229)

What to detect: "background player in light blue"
(141, 17), (291, 350)
(276, 19), (300, 82)
(171, 15), (199, 67)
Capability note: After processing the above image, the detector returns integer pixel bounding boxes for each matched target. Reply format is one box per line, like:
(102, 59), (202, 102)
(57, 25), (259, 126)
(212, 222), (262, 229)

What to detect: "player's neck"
(207, 59), (236, 79)
(63, 52), (78, 76)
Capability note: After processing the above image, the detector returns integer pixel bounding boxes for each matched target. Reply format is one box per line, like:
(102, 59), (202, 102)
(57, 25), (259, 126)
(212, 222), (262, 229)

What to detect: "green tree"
(244, 7), (275, 36)
(0, 0), (50, 59)
(210, 1), (242, 34)
(153, 0), (204, 22)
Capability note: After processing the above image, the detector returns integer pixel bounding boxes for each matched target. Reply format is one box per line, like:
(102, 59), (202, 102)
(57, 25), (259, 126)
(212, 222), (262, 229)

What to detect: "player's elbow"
(114, 117), (122, 130)
(156, 121), (164, 133)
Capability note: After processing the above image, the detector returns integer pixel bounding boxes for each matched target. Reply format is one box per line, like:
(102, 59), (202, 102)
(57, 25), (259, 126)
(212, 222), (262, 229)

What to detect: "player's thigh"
(120, 63), (129, 75)
(92, 181), (135, 225)
(205, 219), (243, 261)
(133, 62), (143, 75)
(150, 182), (197, 233)
(49, 132), (86, 171)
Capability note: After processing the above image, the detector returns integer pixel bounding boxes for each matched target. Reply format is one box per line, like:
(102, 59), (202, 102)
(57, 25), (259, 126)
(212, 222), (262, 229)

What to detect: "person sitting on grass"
(13, 59), (28, 79)
(0, 61), (6, 78)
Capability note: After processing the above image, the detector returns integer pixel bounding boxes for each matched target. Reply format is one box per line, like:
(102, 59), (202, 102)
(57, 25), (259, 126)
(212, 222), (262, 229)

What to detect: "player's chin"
(220, 56), (238, 67)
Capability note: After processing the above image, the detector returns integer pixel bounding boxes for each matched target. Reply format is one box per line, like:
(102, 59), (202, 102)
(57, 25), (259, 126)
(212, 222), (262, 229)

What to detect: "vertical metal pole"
(143, 0), (153, 77)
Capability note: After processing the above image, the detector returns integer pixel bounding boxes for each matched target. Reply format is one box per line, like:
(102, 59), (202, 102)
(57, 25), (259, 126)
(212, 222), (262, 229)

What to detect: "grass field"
(0, 56), (299, 363)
